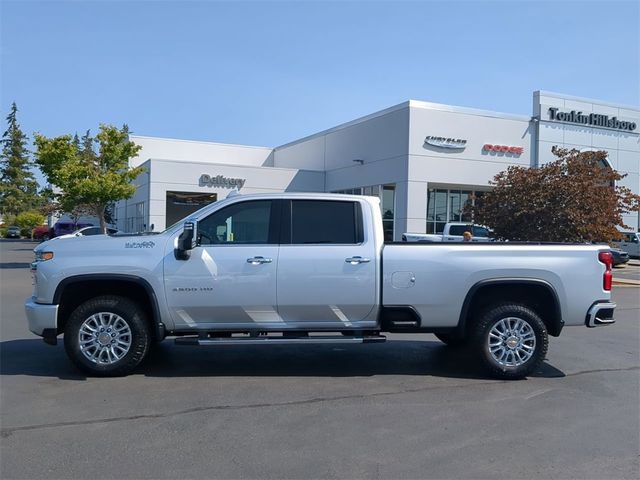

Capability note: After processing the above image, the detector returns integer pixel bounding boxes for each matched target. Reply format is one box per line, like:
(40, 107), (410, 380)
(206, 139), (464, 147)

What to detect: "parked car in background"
(5, 226), (21, 238)
(53, 226), (120, 240)
(52, 221), (94, 238)
(610, 247), (630, 267)
(611, 232), (640, 258)
(402, 223), (492, 242)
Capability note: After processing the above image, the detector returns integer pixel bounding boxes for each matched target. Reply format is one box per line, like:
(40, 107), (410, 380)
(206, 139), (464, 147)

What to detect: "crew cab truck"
(25, 193), (616, 379)
(402, 223), (492, 242)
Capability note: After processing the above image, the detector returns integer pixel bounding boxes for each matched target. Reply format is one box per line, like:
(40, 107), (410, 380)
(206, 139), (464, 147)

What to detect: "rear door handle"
(247, 256), (272, 265)
(345, 256), (370, 265)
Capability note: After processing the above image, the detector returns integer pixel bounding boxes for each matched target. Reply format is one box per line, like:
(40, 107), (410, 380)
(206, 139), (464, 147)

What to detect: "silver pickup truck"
(25, 193), (616, 379)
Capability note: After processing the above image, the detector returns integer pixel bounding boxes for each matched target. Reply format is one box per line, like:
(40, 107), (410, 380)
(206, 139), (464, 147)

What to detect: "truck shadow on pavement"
(0, 338), (566, 380)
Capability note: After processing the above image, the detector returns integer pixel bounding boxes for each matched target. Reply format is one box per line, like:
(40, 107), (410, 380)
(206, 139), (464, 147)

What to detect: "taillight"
(598, 251), (613, 291)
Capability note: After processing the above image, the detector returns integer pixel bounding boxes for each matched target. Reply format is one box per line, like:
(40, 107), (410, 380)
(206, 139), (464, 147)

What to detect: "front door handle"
(247, 256), (272, 265)
(345, 256), (370, 265)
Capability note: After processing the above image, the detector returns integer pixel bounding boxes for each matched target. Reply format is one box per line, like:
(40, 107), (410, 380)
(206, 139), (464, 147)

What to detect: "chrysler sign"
(424, 136), (467, 149)
(548, 108), (637, 132)
(199, 174), (246, 189)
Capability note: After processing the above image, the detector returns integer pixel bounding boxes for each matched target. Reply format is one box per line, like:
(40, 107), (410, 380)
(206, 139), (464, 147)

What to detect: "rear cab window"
(289, 200), (364, 245)
(448, 225), (471, 236)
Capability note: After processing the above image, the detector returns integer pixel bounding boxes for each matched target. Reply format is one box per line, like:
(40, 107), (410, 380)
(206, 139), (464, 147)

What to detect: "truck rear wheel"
(472, 303), (548, 380)
(64, 295), (151, 376)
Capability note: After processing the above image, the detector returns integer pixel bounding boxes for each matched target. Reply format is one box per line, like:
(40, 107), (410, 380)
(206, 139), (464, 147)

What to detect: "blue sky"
(1, 0), (639, 149)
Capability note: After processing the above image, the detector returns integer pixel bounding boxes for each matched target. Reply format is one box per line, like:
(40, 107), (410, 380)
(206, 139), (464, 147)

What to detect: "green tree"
(34, 124), (143, 233)
(0, 102), (40, 217)
(15, 210), (45, 236)
(469, 148), (640, 242)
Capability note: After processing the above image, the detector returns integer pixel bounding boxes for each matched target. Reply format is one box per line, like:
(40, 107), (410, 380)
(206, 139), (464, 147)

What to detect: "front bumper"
(586, 302), (616, 328)
(25, 297), (58, 337)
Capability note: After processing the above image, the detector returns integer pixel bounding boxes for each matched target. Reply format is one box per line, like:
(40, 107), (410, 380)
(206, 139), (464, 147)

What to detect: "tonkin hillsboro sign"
(548, 108), (637, 132)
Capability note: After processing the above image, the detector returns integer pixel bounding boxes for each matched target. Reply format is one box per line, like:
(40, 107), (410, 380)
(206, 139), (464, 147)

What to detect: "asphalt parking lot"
(1, 240), (638, 479)
(613, 259), (640, 283)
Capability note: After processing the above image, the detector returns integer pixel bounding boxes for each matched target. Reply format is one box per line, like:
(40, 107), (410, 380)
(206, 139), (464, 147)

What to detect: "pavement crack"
(562, 365), (640, 378)
(2, 365), (638, 438)
(0, 383), (495, 438)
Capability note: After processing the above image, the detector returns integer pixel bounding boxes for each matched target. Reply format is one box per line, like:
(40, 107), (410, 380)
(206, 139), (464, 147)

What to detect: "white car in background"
(54, 226), (120, 240)
(611, 232), (640, 258)
(402, 223), (492, 242)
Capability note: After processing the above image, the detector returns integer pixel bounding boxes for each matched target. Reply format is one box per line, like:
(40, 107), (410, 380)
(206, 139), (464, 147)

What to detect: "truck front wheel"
(64, 295), (151, 376)
(472, 303), (548, 380)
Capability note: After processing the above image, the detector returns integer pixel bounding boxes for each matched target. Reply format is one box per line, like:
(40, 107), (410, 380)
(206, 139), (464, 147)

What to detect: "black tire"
(434, 332), (467, 348)
(64, 295), (151, 376)
(472, 303), (548, 380)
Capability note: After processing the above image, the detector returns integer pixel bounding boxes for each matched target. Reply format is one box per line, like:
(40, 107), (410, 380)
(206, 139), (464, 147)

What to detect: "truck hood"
(35, 232), (166, 254)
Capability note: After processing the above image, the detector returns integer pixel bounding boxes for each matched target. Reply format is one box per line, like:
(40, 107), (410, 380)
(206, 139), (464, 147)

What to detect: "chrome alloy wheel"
(78, 312), (132, 365)
(488, 317), (536, 367)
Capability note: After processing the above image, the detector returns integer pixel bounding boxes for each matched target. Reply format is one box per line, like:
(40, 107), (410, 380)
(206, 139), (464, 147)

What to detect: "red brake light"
(598, 251), (612, 291)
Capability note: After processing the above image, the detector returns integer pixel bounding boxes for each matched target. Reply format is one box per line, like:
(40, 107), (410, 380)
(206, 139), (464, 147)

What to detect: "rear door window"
(290, 200), (362, 244)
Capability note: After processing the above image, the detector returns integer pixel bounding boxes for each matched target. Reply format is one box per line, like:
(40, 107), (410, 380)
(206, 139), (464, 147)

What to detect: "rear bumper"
(586, 302), (616, 328)
(25, 297), (58, 336)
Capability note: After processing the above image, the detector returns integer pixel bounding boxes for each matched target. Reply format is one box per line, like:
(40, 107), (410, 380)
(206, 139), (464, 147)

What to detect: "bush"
(15, 211), (45, 231)
(32, 225), (51, 240)
(469, 148), (640, 242)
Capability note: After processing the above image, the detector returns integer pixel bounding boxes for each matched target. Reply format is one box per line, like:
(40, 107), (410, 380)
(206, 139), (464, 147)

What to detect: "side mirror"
(175, 221), (196, 260)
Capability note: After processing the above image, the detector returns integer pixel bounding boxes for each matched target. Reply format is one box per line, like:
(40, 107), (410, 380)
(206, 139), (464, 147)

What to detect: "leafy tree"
(34, 125), (143, 233)
(469, 148), (640, 242)
(0, 103), (40, 217)
(15, 210), (45, 234)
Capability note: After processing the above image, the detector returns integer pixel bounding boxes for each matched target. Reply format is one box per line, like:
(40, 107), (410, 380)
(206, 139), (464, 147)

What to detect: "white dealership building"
(116, 91), (639, 240)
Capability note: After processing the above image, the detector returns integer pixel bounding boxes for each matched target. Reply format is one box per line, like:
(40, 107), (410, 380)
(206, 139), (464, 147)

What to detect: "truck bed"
(382, 242), (608, 328)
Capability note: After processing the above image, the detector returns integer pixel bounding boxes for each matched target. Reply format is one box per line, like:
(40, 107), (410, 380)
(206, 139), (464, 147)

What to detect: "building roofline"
(130, 135), (273, 151)
(275, 101), (411, 150)
(145, 157), (322, 174)
(407, 99), (532, 122)
(275, 98), (533, 150)
(535, 90), (640, 111)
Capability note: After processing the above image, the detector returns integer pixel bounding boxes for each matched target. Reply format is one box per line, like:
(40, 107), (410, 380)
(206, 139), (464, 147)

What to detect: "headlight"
(34, 251), (54, 262)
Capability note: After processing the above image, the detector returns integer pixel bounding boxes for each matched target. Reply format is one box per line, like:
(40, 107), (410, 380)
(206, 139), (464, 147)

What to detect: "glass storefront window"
(461, 191), (472, 222)
(427, 189), (435, 222)
(332, 184), (395, 241)
(435, 189), (447, 222)
(426, 188), (487, 233)
(382, 185), (395, 242)
(166, 191), (218, 227)
(448, 190), (461, 222)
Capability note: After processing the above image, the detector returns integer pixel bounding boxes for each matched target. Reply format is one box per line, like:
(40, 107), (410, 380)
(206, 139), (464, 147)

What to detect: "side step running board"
(175, 335), (386, 346)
